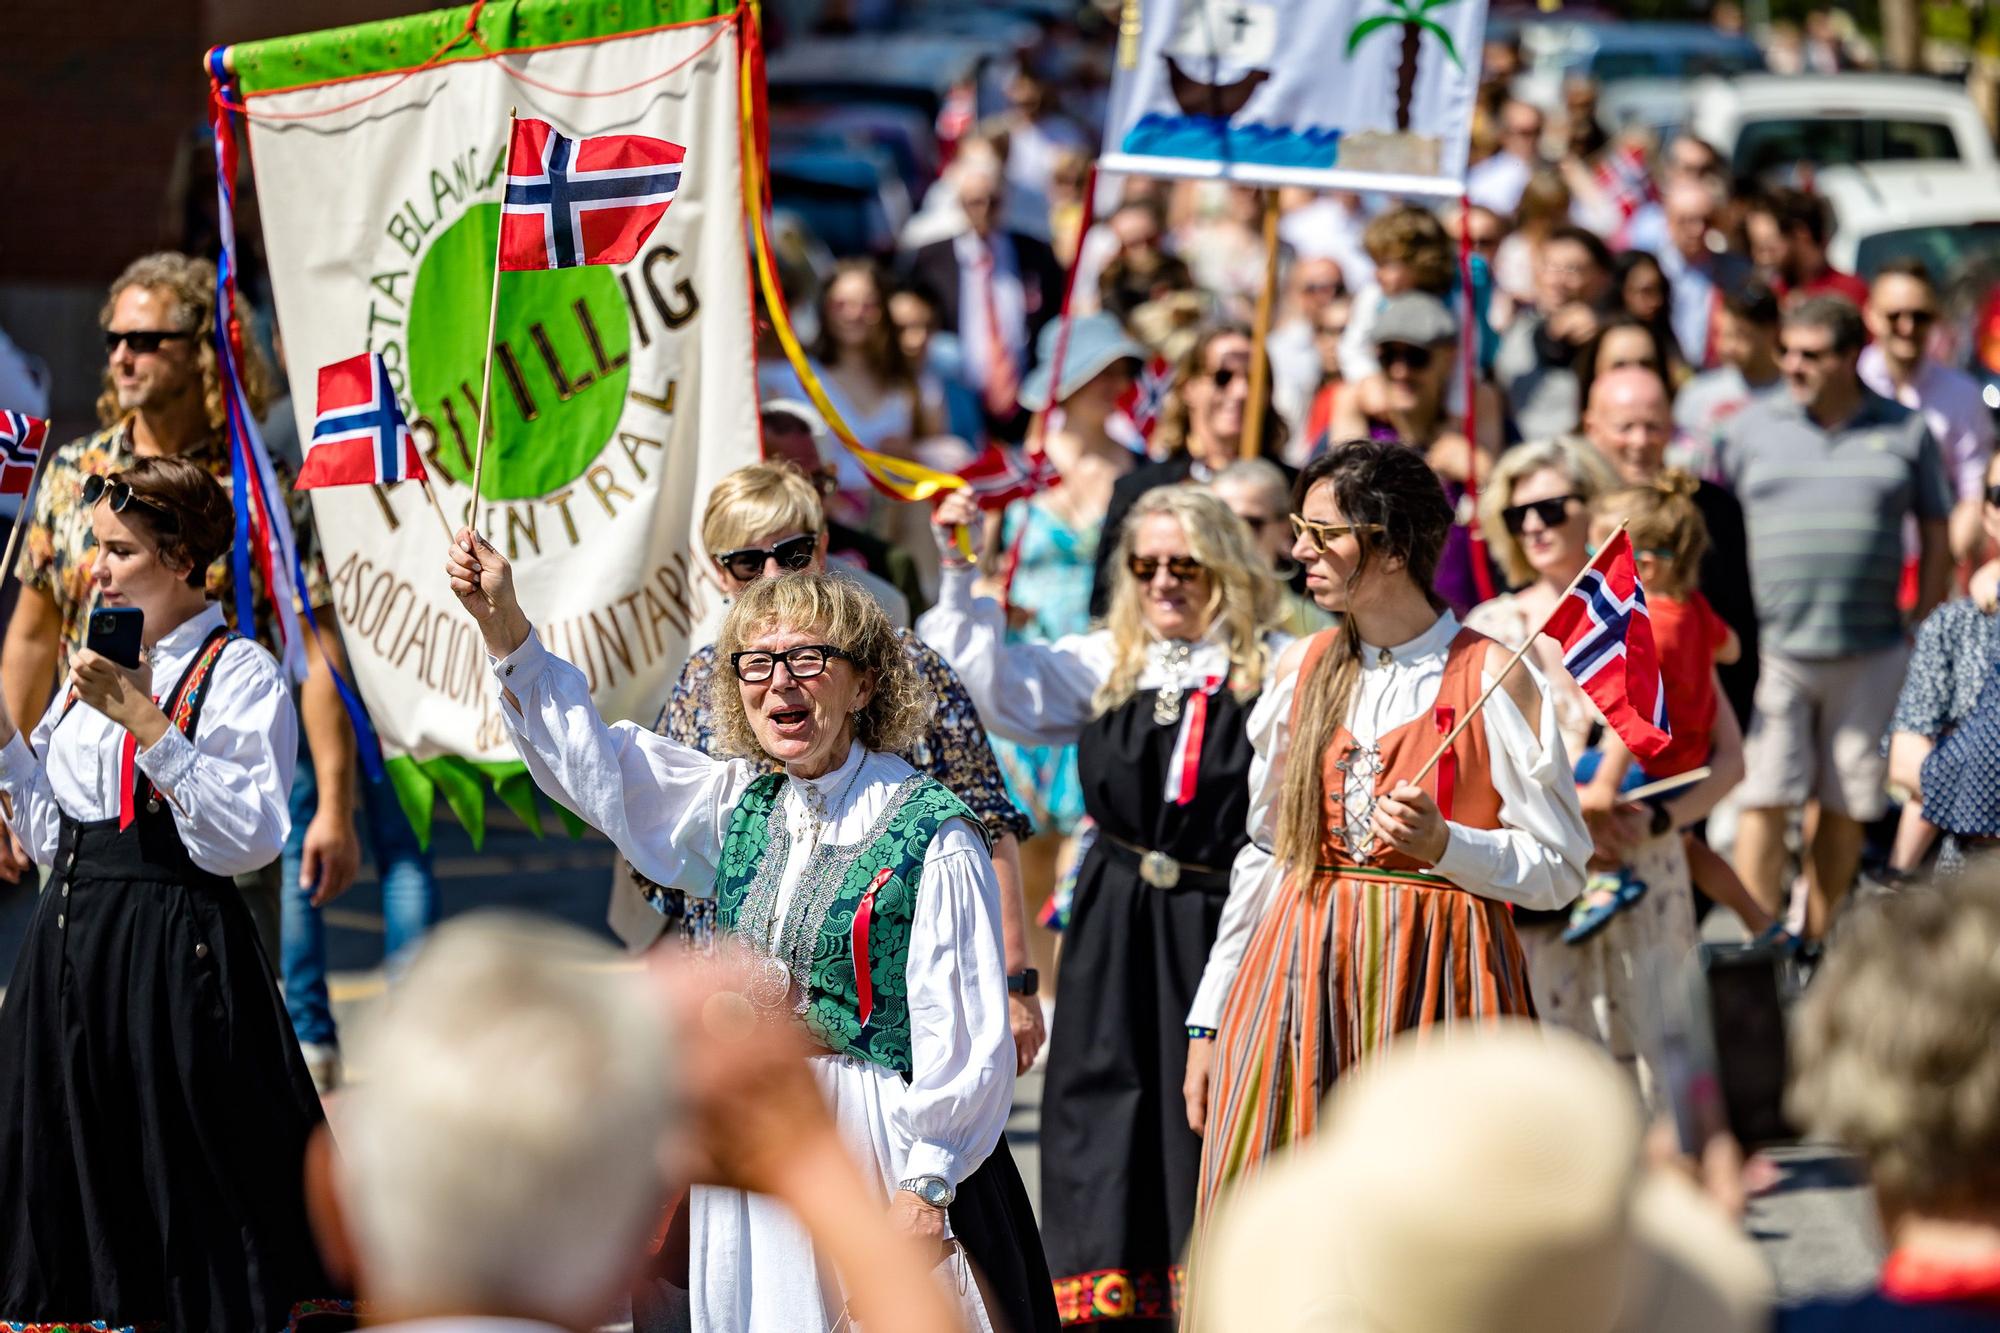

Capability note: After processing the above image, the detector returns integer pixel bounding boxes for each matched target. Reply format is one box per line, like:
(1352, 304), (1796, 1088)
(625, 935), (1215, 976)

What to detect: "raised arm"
(449, 529), (744, 888)
(914, 559), (1106, 750)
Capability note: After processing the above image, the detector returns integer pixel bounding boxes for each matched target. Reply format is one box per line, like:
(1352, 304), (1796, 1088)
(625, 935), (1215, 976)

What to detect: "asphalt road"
(0, 808), (1883, 1306)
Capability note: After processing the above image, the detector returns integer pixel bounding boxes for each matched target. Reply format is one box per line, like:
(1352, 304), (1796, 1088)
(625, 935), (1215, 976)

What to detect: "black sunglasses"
(1208, 367), (1240, 390)
(82, 474), (177, 525)
(730, 644), (852, 684)
(1985, 484), (2000, 509)
(1501, 495), (1579, 535)
(1379, 342), (1435, 372)
(1128, 554), (1205, 583)
(1880, 309), (1936, 330)
(716, 532), (817, 582)
(104, 329), (194, 355)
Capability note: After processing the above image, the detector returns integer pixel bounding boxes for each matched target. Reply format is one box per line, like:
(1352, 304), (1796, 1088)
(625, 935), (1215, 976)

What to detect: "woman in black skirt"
(0, 457), (337, 1331)
(922, 483), (1285, 1328)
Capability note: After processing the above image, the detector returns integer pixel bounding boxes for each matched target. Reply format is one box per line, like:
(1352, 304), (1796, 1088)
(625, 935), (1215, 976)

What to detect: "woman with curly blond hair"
(924, 483), (1286, 1329)
(446, 543), (1058, 1333)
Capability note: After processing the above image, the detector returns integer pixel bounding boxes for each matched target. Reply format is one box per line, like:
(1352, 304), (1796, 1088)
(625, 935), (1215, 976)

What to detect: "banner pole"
(418, 476), (457, 543)
(1242, 189), (1281, 461)
(466, 106), (516, 539)
(1410, 520), (1629, 785)
(0, 441), (56, 605)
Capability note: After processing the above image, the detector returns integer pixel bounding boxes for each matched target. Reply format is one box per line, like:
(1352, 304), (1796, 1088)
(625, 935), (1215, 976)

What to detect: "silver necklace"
(742, 753), (867, 1011)
(1152, 640), (1196, 725)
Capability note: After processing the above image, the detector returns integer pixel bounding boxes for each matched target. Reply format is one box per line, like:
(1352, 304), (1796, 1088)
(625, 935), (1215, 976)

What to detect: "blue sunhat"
(1017, 312), (1147, 413)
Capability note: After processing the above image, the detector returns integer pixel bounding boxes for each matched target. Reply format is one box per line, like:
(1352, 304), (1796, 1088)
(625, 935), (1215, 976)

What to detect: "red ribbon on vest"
(852, 867), (895, 1028)
(1432, 706), (1456, 825)
(117, 732), (139, 831)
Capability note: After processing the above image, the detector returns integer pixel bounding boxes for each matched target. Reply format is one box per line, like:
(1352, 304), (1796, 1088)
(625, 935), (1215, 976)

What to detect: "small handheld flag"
(0, 411), (49, 497)
(1114, 355), (1173, 445)
(500, 117), (686, 271)
(300, 353), (427, 490)
(1539, 530), (1673, 762)
(956, 444), (1060, 511)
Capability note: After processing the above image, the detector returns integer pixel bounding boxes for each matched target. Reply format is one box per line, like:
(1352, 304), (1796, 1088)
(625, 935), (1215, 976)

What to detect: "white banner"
(239, 14), (756, 772)
(1101, 0), (1489, 197)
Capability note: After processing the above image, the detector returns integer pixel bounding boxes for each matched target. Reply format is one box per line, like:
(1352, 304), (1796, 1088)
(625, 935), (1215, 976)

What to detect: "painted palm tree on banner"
(1346, 0), (1464, 132)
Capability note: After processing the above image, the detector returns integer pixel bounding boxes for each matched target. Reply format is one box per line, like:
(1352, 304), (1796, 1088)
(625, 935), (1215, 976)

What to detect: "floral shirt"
(1890, 597), (2000, 744)
(16, 420), (332, 679)
(626, 632), (1032, 931)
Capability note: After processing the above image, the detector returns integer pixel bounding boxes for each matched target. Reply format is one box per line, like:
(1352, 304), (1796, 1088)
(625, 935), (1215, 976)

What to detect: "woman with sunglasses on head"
(0, 459), (338, 1331)
(613, 464), (1040, 1059)
(926, 483), (1284, 1329)
(451, 540), (1059, 1333)
(1184, 439), (1590, 1230)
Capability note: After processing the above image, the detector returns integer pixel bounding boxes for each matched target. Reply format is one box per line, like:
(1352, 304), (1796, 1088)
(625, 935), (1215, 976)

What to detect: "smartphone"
(85, 606), (145, 670)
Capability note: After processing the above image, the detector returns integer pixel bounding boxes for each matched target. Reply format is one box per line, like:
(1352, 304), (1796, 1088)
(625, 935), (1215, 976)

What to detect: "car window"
(1734, 117), (1962, 176)
(1855, 222), (2000, 283)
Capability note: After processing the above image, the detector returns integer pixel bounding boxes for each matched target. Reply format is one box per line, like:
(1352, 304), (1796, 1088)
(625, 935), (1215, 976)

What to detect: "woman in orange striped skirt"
(1183, 439), (1592, 1217)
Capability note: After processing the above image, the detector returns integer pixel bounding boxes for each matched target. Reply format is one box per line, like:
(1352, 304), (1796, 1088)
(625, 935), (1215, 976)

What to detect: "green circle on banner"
(407, 202), (631, 501)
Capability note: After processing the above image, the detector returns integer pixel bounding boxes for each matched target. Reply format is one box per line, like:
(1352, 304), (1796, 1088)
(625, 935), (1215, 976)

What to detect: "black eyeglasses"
(730, 644), (852, 684)
(1379, 343), (1435, 372)
(1127, 554), (1205, 583)
(1501, 495), (1579, 535)
(716, 532), (817, 582)
(104, 329), (194, 355)
(82, 474), (177, 524)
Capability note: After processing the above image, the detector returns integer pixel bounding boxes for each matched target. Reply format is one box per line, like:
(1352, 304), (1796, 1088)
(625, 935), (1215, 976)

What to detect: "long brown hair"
(1274, 439), (1453, 872)
(1151, 322), (1289, 460)
(808, 259), (917, 395)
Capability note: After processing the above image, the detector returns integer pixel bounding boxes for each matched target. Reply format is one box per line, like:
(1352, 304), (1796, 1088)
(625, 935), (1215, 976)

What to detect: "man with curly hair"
(0, 252), (360, 957)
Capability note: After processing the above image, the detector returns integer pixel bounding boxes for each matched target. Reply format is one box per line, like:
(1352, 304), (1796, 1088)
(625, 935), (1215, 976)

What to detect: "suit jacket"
(905, 232), (1065, 372)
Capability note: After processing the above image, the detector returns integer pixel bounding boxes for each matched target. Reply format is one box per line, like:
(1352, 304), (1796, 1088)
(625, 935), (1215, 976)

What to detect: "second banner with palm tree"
(1102, 0), (1483, 199)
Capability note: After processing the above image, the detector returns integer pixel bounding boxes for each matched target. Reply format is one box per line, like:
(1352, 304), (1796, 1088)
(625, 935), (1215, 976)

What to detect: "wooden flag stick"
(0, 440), (60, 604)
(1241, 189), (1281, 462)
(418, 475), (456, 543)
(466, 106), (516, 539)
(1409, 520), (1630, 786)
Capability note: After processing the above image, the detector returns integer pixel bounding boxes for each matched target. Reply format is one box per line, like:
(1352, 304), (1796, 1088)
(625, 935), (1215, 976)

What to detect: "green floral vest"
(713, 771), (983, 1076)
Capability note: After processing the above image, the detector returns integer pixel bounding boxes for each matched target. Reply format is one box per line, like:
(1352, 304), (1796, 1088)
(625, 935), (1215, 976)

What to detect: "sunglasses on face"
(1289, 512), (1383, 553)
(1207, 366), (1242, 390)
(1127, 554), (1205, 583)
(730, 644), (852, 684)
(1986, 484), (2000, 509)
(1880, 309), (1936, 330)
(1378, 343), (1434, 372)
(104, 329), (194, 355)
(1502, 495), (1578, 535)
(716, 532), (816, 582)
(81, 474), (177, 525)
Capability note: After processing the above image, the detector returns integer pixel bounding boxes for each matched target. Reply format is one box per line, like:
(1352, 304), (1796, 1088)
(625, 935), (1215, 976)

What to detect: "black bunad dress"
(0, 606), (343, 1332)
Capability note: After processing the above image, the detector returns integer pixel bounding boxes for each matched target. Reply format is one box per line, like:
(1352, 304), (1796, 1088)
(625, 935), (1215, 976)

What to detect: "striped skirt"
(1195, 867), (1535, 1216)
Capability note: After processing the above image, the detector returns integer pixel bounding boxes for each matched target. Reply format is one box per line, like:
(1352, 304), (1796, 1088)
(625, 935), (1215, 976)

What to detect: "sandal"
(1564, 869), (1650, 944)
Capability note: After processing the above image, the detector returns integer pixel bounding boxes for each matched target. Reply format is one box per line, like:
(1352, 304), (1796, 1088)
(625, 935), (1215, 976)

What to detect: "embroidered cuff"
(490, 626), (549, 706)
(901, 1139), (965, 1190)
(134, 725), (198, 798)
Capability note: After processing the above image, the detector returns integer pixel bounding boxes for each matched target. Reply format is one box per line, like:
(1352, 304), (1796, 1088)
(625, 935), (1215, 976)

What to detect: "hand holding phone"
(85, 607), (145, 670)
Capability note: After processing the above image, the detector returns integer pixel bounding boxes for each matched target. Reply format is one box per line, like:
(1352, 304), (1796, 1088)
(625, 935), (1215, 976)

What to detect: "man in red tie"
(904, 155), (1065, 441)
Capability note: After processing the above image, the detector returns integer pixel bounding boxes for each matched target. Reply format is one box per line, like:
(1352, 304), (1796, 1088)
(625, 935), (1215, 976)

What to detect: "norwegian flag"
(1594, 141), (1659, 249)
(1113, 355), (1174, 445)
(956, 443), (1059, 511)
(0, 411), (48, 496)
(299, 353), (427, 490)
(1539, 530), (1673, 761)
(500, 118), (686, 271)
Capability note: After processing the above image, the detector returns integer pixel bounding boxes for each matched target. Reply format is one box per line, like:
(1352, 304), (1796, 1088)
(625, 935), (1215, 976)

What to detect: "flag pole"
(1409, 520), (1629, 785)
(418, 475), (457, 543)
(0, 440), (59, 605)
(1241, 189), (1281, 462)
(466, 106), (516, 539)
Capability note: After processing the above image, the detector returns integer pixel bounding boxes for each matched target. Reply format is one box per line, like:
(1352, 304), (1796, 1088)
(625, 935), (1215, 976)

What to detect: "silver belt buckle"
(1139, 849), (1182, 889)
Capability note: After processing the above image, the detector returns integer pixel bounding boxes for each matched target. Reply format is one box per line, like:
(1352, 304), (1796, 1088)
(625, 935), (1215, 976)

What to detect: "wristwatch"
(898, 1175), (956, 1209)
(1006, 968), (1040, 996)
